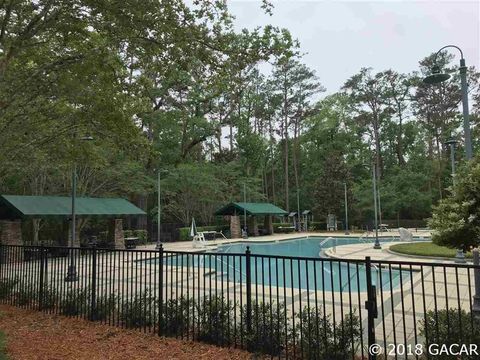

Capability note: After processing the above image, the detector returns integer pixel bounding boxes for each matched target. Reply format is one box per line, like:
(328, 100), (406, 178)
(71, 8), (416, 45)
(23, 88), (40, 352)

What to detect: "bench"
(124, 237), (138, 249)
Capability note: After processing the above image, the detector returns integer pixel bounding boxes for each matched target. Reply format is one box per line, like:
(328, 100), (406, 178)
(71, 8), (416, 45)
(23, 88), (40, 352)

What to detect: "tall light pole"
(155, 169), (169, 249)
(156, 170), (161, 249)
(243, 183), (248, 238)
(65, 134), (93, 282)
(445, 138), (458, 187)
(344, 182), (349, 235)
(423, 45), (472, 160)
(297, 186), (301, 232)
(372, 162), (381, 249)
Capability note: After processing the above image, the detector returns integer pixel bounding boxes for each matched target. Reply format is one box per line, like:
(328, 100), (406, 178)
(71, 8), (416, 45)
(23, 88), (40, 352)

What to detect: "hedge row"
(0, 278), (361, 358)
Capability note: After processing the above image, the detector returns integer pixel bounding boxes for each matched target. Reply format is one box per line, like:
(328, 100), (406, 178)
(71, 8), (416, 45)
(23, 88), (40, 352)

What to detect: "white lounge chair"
(192, 232), (206, 248)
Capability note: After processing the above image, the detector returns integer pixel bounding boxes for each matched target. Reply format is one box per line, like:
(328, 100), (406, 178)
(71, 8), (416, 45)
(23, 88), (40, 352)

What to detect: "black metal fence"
(0, 244), (479, 359)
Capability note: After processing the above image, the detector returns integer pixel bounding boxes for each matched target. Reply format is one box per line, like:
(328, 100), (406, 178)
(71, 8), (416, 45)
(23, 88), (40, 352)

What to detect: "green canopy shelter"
(215, 202), (287, 238)
(0, 195), (146, 249)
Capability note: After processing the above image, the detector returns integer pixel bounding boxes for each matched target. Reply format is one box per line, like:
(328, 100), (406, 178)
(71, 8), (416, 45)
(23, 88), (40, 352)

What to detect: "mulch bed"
(0, 305), (252, 359)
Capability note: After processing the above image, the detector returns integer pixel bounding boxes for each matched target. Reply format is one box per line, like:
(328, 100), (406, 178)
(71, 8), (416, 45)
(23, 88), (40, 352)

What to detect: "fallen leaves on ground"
(0, 305), (252, 360)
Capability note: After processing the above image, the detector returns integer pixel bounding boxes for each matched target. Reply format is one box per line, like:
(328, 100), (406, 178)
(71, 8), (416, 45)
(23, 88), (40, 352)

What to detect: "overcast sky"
(228, 0), (480, 94)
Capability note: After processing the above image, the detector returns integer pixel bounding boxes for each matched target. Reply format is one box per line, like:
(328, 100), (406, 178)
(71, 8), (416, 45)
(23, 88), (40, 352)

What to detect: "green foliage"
(162, 297), (194, 337)
(390, 242), (472, 258)
(0, 278), (18, 300)
(60, 287), (90, 316)
(196, 296), (234, 346)
(39, 286), (57, 310)
(121, 290), (157, 328)
(429, 159), (480, 251)
(293, 307), (361, 360)
(91, 294), (117, 321)
(420, 309), (480, 360)
(243, 302), (288, 356)
(15, 285), (34, 306)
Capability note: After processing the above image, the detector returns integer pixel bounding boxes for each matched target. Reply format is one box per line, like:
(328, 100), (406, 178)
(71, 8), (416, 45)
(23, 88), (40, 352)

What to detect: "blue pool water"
(164, 236), (425, 292)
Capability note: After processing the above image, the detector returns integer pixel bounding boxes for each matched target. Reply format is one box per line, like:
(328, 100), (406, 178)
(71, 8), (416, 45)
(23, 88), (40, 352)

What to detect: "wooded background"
(1, 0), (479, 240)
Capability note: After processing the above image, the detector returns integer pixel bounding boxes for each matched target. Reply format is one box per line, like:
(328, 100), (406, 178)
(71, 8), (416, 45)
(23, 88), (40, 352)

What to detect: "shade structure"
(0, 195), (146, 219)
(214, 202), (288, 216)
(189, 217), (198, 238)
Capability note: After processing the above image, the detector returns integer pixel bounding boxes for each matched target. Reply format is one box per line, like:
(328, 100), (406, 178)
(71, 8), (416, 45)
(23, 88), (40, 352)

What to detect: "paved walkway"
(324, 241), (468, 264)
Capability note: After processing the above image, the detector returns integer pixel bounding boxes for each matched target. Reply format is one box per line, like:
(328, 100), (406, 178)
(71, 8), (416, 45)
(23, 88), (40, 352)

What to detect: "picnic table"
(379, 224), (390, 232)
(124, 237), (138, 249)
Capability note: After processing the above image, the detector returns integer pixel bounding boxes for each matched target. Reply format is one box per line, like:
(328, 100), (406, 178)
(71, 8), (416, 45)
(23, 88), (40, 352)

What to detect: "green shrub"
(133, 230), (148, 244)
(39, 285), (57, 310)
(0, 278), (18, 299)
(196, 296), (234, 345)
(60, 286), (90, 316)
(121, 289), (157, 328)
(162, 296), (193, 337)
(243, 301), (288, 356)
(293, 307), (361, 360)
(420, 308), (480, 360)
(309, 221), (327, 231)
(15, 284), (34, 306)
(91, 294), (117, 321)
(123, 230), (134, 239)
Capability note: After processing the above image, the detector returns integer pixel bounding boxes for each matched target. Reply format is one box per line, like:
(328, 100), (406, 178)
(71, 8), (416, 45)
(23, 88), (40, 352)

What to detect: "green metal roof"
(0, 195), (146, 218)
(214, 202), (288, 216)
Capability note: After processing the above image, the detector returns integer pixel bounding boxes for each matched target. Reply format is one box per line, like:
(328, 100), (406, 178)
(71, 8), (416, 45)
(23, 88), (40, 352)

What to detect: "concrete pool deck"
(324, 241), (470, 264)
(138, 229), (432, 256)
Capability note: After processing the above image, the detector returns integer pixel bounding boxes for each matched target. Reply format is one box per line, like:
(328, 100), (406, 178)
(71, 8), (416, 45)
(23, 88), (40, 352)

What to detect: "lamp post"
(65, 134), (93, 282)
(372, 162), (381, 249)
(445, 138), (458, 187)
(423, 45), (472, 160)
(243, 183), (248, 238)
(156, 170), (161, 249)
(155, 169), (169, 249)
(297, 186), (301, 232)
(344, 182), (349, 235)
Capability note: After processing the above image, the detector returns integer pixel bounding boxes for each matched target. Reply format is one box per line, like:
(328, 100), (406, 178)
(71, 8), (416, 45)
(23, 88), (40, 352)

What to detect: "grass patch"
(0, 330), (8, 360)
(390, 242), (472, 258)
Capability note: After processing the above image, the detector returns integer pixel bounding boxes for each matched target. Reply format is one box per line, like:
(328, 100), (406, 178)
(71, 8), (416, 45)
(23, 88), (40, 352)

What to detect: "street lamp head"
(81, 135), (94, 141)
(423, 65), (450, 84)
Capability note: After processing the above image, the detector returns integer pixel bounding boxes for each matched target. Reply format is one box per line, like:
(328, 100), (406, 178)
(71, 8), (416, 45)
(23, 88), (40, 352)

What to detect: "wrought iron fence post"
(90, 244), (97, 320)
(38, 243), (46, 310)
(158, 243), (164, 336)
(473, 248), (480, 316)
(365, 256), (378, 360)
(245, 246), (252, 333)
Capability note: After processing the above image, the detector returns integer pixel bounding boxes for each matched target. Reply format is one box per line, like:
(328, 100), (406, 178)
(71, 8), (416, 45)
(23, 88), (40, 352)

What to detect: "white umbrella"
(189, 217), (198, 238)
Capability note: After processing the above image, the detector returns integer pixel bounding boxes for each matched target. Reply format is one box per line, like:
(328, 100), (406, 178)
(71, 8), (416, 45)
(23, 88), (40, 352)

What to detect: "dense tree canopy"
(1, 0), (479, 236)
(429, 159), (480, 251)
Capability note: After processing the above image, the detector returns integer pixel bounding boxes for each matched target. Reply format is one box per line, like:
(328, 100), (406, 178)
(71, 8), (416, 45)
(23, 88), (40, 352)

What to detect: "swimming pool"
(164, 236), (426, 292)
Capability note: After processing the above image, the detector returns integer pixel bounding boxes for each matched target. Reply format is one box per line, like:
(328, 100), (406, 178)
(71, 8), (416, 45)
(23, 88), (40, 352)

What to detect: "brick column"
(108, 219), (124, 249)
(248, 216), (259, 237)
(0, 220), (23, 263)
(230, 215), (241, 239)
(264, 215), (273, 235)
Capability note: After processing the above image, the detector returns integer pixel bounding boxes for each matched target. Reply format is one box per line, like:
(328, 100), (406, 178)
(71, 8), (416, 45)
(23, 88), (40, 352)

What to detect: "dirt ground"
(0, 305), (252, 360)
